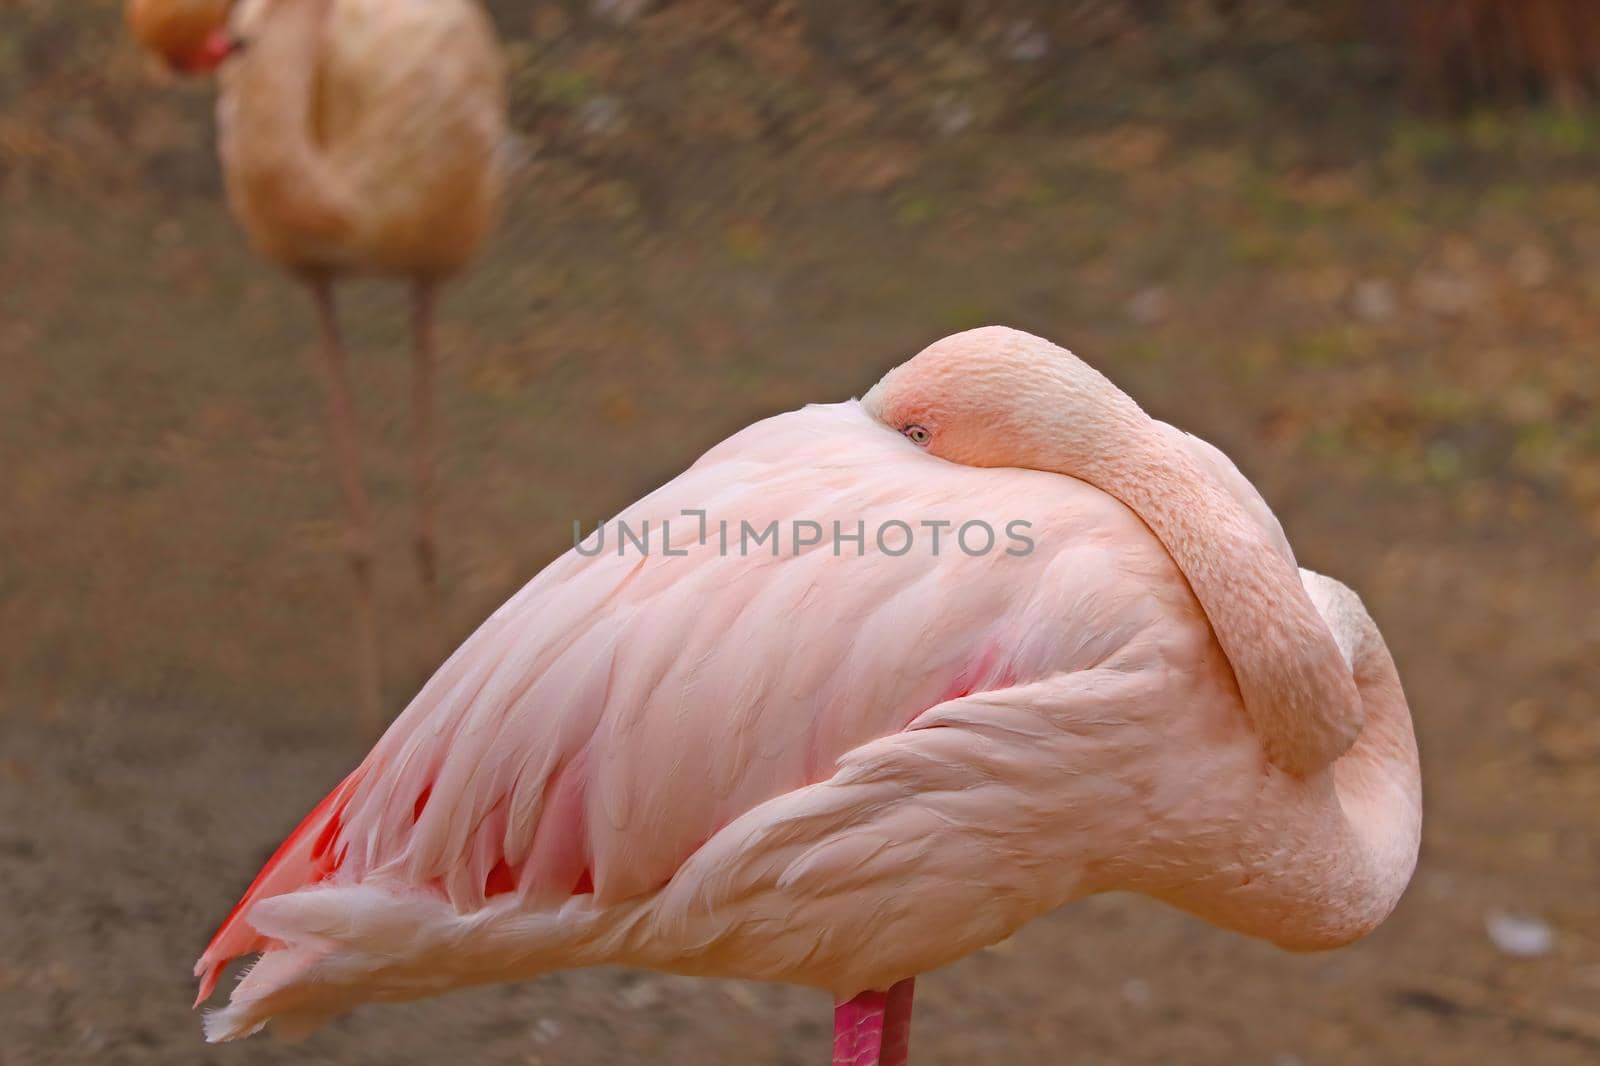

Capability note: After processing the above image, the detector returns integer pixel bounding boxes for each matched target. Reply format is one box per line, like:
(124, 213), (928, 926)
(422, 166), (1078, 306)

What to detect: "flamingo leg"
(832, 978), (915, 1066)
(409, 279), (440, 615)
(306, 277), (383, 731)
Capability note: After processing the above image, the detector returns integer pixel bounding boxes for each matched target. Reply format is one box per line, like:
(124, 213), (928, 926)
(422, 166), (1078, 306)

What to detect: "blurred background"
(2, 1), (1599, 1063)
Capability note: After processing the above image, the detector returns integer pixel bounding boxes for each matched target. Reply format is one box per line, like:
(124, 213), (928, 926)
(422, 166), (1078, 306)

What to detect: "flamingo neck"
(1222, 576), (1421, 947)
(221, 0), (354, 264)
(226, 0), (327, 156)
(1065, 411), (1363, 777)
(1322, 578), (1422, 925)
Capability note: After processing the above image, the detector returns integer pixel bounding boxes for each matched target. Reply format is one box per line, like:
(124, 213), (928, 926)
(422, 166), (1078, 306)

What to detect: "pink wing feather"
(194, 766), (366, 1003)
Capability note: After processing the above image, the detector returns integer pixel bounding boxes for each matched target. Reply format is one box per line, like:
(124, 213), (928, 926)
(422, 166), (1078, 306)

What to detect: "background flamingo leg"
(306, 277), (383, 731)
(832, 978), (915, 1066)
(409, 278), (440, 616)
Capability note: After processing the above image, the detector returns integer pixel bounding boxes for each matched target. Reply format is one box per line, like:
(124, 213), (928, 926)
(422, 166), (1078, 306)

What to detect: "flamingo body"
(195, 332), (1421, 1045)
(219, 0), (506, 277)
(128, 0), (511, 722)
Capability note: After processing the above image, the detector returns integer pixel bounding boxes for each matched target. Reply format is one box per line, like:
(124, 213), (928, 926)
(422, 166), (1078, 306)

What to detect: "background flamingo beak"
(176, 27), (238, 74)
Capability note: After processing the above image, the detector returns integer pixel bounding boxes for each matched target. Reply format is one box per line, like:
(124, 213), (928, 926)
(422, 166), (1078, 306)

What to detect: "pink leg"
(306, 278), (383, 732)
(833, 978), (915, 1066)
(409, 278), (441, 611)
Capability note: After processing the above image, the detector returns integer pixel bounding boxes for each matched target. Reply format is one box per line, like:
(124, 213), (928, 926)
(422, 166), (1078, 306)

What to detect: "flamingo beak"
(175, 27), (242, 75)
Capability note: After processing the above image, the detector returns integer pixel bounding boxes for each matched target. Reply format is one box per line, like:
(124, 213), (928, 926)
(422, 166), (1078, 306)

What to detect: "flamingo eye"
(903, 424), (931, 446)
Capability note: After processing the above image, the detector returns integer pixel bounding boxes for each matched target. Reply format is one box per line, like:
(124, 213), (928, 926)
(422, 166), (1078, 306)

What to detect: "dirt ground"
(3, 3), (1599, 1064)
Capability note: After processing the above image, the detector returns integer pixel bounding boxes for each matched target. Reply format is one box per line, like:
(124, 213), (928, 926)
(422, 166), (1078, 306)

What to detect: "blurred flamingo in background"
(126, 0), (508, 727)
(190, 328), (1421, 1065)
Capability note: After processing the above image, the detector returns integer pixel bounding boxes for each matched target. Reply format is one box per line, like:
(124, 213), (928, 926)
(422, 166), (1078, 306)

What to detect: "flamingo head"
(126, 0), (238, 76)
(862, 326), (1147, 475)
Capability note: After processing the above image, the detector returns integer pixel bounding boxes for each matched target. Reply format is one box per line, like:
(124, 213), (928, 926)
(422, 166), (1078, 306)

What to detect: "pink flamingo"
(193, 328), (1421, 1063)
(126, 0), (507, 726)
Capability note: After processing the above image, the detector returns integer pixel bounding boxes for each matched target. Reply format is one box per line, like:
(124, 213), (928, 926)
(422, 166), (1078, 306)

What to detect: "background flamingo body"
(194, 329), (1421, 1048)
(126, 0), (509, 724)
(218, 0), (505, 278)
